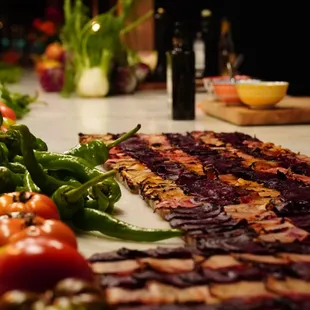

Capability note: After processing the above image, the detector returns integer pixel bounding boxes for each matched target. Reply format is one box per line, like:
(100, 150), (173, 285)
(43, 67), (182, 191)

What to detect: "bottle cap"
(172, 22), (192, 50)
(201, 9), (212, 17)
(157, 7), (165, 14)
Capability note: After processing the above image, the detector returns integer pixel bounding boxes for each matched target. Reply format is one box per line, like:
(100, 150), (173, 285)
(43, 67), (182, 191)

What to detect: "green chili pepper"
(7, 162), (26, 174)
(0, 166), (23, 193)
(23, 170), (41, 192)
(97, 177), (121, 213)
(48, 170), (83, 188)
(15, 186), (26, 191)
(72, 208), (184, 242)
(51, 170), (115, 220)
(63, 177), (82, 188)
(14, 147), (121, 205)
(85, 199), (99, 209)
(4, 129), (22, 159)
(88, 185), (110, 212)
(16, 124), (67, 196)
(29, 152), (97, 182)
(66, 124), (141, 166)
(15, 150), (107, 182)
(0, 125), (47, 159)
(0, 142), (8, 165)
(100, 178), (121, 202)
(35, 137), (48, 151)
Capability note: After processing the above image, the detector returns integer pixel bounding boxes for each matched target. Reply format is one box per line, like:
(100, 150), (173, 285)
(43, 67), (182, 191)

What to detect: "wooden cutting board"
(200, 97), (310, 126)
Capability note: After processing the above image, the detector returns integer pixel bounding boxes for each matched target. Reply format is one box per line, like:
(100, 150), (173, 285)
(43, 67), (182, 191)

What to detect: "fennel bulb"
(76, 67), (109, 97)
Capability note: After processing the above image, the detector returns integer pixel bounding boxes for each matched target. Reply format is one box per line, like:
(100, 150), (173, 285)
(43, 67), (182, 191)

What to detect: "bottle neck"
(172, 22), (192, 51)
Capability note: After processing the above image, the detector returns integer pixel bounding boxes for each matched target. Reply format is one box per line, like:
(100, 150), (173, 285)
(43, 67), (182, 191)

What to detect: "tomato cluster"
(0, 191), (94, 296)
(0, 101), (16, 132)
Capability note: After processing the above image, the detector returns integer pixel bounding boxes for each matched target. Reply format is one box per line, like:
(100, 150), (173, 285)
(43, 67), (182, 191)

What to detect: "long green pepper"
(0, 125), (47, 159)
(96, 178), (121, 213)
(23, 170), (41, 192)
(11, 124), (184, 242)
(16, 124), (69, 195)
(72, 208), (184, 242)
(14, 151), (121, 206)
(86, 185), (110, 212)
(0, 166), (23, 193)
(37, 153), (122, 205)
(67, 124), (141, 166)
(51, 170), (115, 220)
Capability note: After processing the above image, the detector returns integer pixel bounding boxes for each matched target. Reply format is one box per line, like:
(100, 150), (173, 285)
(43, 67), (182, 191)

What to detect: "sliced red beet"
(215, 131), (310, 177)
(89, 247), (195, 263)
(163, 132), (310, 212)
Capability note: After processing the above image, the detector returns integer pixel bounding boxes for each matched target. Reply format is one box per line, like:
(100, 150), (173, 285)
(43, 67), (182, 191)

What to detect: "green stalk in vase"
(60, 0), (153, 98)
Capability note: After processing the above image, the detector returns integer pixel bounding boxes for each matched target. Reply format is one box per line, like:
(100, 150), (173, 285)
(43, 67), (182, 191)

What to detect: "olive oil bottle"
(218, 18), (236, 76)
(167, 22), (195, 120)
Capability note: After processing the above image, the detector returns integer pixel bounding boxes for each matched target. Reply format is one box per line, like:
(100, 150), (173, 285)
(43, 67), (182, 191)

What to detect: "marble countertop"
(11, 73), (310, 257)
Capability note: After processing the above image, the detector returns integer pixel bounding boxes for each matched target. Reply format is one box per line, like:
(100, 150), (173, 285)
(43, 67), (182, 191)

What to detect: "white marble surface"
(10, 73), (310, 258)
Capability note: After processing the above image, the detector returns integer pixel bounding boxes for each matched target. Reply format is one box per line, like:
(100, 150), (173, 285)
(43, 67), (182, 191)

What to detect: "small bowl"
(213, 80), (240, 104)
(203, 75), (250, 101)
(236, 81), (289, 109)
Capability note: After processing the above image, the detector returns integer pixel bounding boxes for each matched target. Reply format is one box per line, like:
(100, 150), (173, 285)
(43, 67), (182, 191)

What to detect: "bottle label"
(194, 39), (205, 78)
(166, 52), (172, 112)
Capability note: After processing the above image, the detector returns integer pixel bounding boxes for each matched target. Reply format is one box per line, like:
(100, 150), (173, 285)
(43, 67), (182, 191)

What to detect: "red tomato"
(0, 213), (77, 249)
(0, 192), (60, 220)
(0, 237), (94, 295)
(0, 105), (16, 121)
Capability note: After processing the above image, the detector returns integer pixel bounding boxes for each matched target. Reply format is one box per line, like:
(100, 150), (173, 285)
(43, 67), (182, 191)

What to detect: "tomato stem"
(18, 191), (32, 203)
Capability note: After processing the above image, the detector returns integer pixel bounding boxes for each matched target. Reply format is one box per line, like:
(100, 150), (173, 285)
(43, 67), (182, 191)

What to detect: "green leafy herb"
(0, 62), (22, 84)
(0, 84), (42, 119)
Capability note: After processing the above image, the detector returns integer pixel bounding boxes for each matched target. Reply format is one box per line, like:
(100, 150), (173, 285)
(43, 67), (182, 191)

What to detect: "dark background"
(157, 0), (310, 96)
(0, 0), (309, 95)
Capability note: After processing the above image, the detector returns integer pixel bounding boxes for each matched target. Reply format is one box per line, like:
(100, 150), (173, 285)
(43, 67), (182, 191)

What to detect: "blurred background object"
(0, 0), (309, 95)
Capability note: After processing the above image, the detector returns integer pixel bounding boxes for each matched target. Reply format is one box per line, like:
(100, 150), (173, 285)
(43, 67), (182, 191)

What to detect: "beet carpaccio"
(89, 246), (310, 309)
(80, 130), (310, 308)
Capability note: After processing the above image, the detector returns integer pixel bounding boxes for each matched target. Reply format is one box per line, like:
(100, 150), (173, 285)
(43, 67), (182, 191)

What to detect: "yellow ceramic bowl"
(236, 81), (289, 109)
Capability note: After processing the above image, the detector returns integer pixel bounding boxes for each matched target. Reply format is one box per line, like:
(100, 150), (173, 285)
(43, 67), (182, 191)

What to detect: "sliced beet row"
(112, 134), (251, 207)
(288, 214), (310, 232)
(103, 277), (310, 307)
(112, 133), (310, 246)
(95, 260), (310, 290)
(138, 135), (310, 246)
(214, 131), (310, 177)
(163, 132), (310, 215)
(116, 298), (310, 310)
(89, 247), (195, 263)
(116, 298), (288, 310)
(89, 246), (310, 289)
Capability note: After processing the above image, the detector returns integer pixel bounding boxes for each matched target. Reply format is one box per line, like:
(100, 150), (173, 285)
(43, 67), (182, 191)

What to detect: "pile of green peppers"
(0, 118), (183, 242)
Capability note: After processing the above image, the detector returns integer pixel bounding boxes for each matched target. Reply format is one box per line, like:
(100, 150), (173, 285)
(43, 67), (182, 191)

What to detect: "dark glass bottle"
(168, 22), (195, 120)
(218, 18), (236, 76)
(153, 7), (169, 82)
